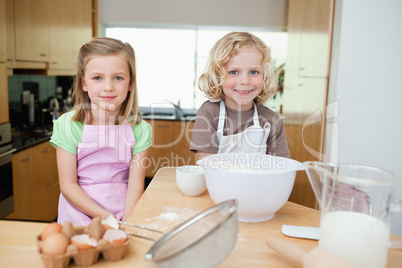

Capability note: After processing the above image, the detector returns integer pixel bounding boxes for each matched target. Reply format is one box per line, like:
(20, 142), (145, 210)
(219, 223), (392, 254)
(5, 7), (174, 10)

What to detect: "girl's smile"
(100, 95), (117, 101)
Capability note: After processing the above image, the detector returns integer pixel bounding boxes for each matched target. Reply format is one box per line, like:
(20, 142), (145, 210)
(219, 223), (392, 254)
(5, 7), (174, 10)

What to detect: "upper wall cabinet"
(14, 0), (50, 62)
(48, 0), (74, 73)
(48, 0), (93, 75)
(5, 0), (15, 68)
(289, 0), (334, 78)
(5, 0), (93, 74)
(0, 0), (7, 62)
(283, 0), (334, 114)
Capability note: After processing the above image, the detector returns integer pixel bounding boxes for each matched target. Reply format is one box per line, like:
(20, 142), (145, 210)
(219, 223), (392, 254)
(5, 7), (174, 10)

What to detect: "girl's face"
(222, 46), (263, 111)
(82, 54), (131, 119)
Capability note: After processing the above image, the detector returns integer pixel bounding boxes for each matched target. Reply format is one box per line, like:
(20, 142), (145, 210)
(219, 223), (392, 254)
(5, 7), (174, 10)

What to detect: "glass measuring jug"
(304, 162), (402, 268)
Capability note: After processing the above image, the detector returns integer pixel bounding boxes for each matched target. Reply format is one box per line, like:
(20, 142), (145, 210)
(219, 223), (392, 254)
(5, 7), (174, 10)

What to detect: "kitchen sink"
(140, 106), (197, 121)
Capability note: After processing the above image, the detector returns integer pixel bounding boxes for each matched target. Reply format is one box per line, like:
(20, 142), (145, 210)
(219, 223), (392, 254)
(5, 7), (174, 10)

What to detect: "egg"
(41, 233), (69, 256)
(71, 234), (98, 250)
(101, 214), (119, 230)
(102, 229), (128, 246)
(40, 222), (63, 241)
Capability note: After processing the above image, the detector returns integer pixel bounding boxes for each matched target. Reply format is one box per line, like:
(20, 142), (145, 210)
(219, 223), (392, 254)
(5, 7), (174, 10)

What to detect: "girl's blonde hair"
(71, 37), (141, 125)
(198, 32), (277, 104)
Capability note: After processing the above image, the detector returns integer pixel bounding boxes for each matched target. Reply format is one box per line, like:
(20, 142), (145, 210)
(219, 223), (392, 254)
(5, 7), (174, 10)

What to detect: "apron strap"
(252, 103), (271, 152)
(216, 100), (226, 146)
(252, 102), (260, 126)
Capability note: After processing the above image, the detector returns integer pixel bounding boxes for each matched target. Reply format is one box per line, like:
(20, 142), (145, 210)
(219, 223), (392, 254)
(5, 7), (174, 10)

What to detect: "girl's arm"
(196, 151), (214, 161)
(56, 146), (111, 219)
(121, 148), (148, 221)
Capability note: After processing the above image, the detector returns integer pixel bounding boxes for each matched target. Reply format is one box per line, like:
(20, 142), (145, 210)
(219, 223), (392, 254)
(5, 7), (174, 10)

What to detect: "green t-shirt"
(50, 111), (152, 155)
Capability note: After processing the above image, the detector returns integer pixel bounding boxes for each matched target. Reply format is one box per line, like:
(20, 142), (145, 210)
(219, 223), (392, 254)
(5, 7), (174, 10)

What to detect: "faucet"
(164, 99), (183, 119)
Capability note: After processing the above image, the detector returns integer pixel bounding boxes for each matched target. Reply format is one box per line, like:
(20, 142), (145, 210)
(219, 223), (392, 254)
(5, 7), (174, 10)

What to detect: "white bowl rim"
(176, 165), (205, 175)
(196, 153), (304, 175)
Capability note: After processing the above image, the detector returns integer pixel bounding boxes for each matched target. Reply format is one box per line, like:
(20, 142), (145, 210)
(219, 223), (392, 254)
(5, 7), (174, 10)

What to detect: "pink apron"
(57, 123), (135, 225)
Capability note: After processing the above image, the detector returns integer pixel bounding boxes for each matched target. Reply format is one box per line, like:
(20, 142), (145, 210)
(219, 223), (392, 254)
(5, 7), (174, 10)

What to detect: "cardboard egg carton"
(37, 218), (129, 268)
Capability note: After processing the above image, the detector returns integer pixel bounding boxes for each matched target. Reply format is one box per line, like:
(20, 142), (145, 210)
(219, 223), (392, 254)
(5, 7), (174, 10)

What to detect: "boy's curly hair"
(198, 32), (277, 104)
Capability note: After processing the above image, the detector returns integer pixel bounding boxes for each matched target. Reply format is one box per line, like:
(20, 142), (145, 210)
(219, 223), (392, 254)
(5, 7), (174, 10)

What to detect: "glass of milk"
(304, 162), (402, 268)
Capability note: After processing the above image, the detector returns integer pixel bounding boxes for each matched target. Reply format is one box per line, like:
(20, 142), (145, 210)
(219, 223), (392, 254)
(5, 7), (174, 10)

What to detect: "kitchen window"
(105, 26), (287, 109)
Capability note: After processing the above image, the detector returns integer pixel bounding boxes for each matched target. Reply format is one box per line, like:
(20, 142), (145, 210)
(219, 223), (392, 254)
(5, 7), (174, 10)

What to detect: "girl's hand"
(102, 212), (116, 220)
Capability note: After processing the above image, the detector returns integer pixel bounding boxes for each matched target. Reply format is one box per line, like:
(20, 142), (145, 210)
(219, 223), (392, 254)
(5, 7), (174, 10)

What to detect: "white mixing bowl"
(197, 153), (304, 222)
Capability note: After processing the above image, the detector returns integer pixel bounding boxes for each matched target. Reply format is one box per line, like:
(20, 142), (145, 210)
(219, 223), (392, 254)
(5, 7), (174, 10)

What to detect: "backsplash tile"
(8, 75), (58, 105)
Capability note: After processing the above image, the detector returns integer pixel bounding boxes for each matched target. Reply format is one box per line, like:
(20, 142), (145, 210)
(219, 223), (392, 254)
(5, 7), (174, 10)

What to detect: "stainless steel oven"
(0, 123), (15, 218)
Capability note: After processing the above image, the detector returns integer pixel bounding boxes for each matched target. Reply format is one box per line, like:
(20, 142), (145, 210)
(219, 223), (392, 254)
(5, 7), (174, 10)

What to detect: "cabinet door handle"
(39, 53), (47, 57)
(20, 156), (32, 162)
(299, 67), (305, 70)
(41, 148), (51, 153)
(158, 125), (170, 128)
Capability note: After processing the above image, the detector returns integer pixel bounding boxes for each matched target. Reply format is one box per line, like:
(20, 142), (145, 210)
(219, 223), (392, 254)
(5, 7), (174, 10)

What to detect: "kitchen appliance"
(0, 123), (15, 218)
(21, 82), (39, 126)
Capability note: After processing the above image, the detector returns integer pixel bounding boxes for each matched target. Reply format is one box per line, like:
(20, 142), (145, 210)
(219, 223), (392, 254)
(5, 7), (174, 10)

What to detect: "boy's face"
(222, 46), (263, 111)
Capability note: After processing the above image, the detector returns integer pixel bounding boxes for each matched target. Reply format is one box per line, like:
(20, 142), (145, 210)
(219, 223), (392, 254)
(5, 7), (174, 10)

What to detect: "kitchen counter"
(12, 132), (51, 152)
(1, 167), (401, 267)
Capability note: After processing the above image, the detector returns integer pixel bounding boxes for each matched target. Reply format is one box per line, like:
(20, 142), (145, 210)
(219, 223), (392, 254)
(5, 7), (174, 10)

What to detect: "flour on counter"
(145, 206), (201, 232)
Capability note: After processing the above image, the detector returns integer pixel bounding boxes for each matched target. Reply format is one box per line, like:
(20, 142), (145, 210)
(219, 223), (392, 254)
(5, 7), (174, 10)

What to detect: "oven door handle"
(0, 148), (17, 158)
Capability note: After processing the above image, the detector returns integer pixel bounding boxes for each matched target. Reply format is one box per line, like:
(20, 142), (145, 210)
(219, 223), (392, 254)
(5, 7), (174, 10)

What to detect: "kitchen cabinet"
(298, 0), (333, 78)
(13, 0), (50, 63)
(283, 0), (334, 114)
(12, 141), (60, 221)
(284, 116), (323, 209)
(286, 0), (334, 78)
(145, 120), (196, 178)
(173, 121), (196, 166)
(0, 63), (9, 124)
(5, 0), (15, 70)
(48, 0), (92, 75)
(48, 0), (74, 73)
(4, 0), (93, 73)
(281, 0), (334, 209)
(0, 1), (9, 124)
(0, 0), (6, 62)
(282, 77), (328, 114)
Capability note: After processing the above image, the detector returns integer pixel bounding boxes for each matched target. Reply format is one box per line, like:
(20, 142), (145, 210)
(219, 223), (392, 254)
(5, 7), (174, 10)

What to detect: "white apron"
(217, 100), (270, 154)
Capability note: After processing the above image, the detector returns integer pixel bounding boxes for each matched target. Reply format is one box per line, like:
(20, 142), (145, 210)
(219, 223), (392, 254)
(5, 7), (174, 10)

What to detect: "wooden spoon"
(265, 236), (362, 268)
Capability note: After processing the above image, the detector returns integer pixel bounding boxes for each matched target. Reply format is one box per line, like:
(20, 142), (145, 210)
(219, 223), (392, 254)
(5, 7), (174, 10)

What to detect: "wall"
(326, 0), (402, 235)
(98, 0), (288, 30)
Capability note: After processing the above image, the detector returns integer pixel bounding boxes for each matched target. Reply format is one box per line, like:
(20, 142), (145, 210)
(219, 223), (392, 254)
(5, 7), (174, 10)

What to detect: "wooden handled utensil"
(265, 236), (362, 268)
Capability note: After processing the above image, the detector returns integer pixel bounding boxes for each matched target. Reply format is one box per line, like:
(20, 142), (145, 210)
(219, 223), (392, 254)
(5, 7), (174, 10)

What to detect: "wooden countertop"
(1, 167), (401, 267)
